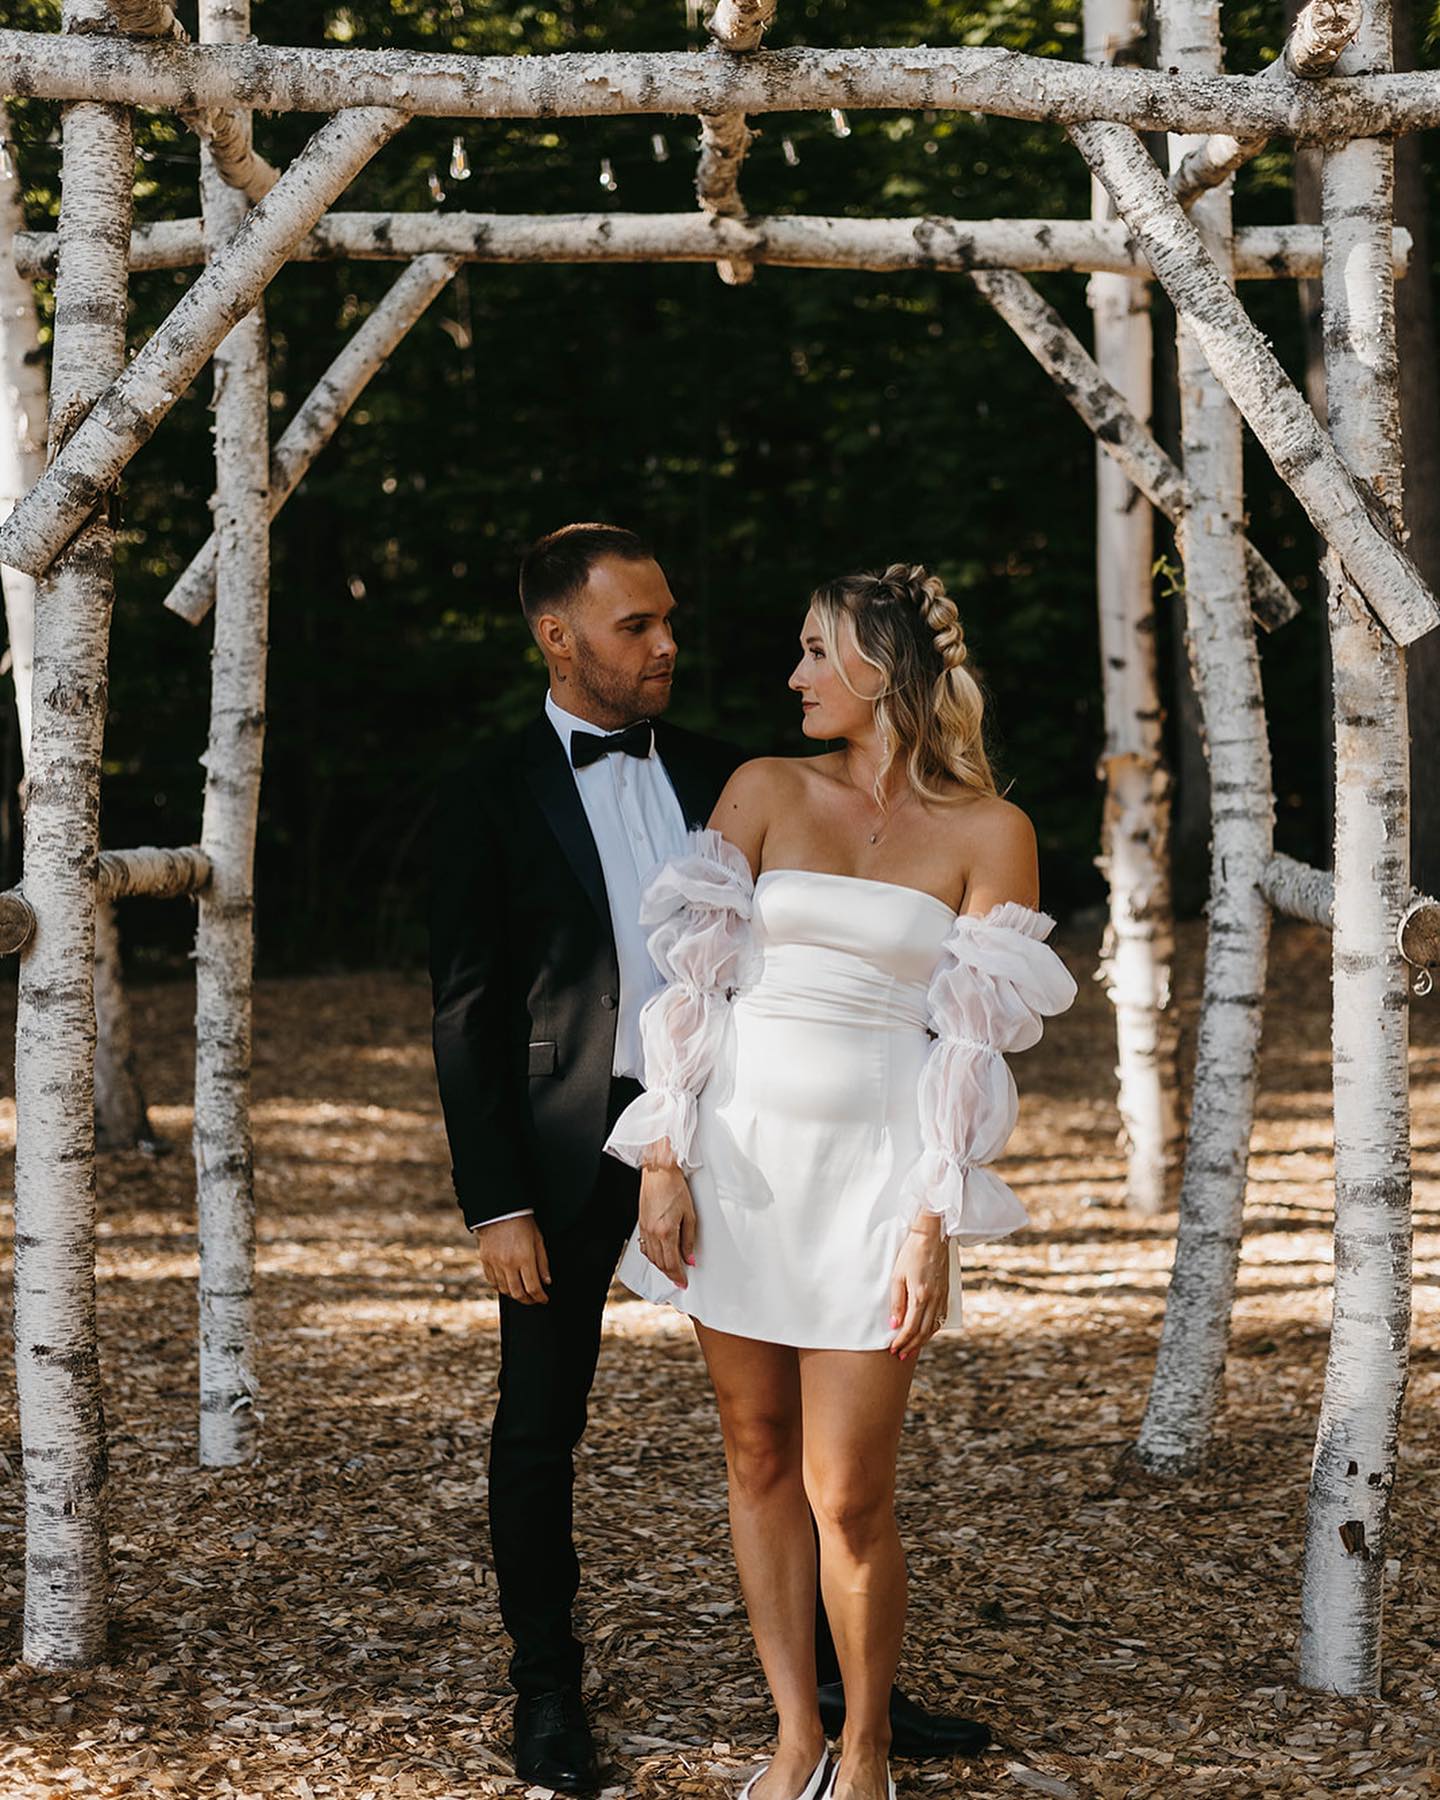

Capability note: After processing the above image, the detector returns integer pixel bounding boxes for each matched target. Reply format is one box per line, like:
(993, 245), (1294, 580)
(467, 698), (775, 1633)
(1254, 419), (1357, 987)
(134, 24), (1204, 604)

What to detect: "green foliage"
(2, 0), (1436, 965)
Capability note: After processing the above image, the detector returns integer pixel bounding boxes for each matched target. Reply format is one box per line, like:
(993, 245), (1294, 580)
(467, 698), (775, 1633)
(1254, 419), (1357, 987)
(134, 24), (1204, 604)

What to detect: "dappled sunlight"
(0, 925), (1438, 1796)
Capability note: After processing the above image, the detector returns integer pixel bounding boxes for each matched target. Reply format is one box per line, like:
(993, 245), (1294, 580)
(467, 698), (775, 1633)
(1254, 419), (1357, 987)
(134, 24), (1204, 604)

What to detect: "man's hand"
(472, 1215), (552, 1305)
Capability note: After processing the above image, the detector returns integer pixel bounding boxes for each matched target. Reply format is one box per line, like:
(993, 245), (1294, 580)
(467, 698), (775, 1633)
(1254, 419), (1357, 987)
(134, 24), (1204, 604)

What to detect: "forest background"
(4, 0), (1439, 971)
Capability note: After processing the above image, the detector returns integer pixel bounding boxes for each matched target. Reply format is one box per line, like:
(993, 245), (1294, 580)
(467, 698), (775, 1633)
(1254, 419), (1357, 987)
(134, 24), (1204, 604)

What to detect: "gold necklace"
(847, 757), (915, 845)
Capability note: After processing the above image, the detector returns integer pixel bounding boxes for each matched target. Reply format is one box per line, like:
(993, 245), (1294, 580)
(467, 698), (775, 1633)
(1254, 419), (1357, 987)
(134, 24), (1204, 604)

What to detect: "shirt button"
(600, 993), (617, 1010)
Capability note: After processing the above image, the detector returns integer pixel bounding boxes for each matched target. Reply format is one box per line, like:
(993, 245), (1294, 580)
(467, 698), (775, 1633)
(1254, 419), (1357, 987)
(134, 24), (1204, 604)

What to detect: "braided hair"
(809, 562), (997, 805)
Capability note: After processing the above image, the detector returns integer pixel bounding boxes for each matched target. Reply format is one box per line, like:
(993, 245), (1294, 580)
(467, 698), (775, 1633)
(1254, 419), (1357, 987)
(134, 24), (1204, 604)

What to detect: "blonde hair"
(810, 562), (997, 807)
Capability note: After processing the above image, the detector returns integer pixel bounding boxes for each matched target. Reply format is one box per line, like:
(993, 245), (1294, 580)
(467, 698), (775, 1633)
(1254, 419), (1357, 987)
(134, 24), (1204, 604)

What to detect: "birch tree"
(193, 0), (270, 1468)
(1084, 0), (1181, 1217)
(1299, 0), (1414, 1695)
(11, 8), (133, 1668)
(1127, 0), (1274, 1475)
(2, 103), (155, 1150)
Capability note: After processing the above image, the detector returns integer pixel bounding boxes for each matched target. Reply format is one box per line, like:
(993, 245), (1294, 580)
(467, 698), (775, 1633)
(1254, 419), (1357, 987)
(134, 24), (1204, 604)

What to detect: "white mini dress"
(603, 829), (1077, 1351)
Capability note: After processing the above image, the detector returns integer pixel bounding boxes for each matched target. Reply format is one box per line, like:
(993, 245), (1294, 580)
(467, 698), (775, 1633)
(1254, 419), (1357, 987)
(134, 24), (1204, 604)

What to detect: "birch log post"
(192, 0), (270, 1469)
(2, 102), (156, 1150)
(1299, 0), (1413, 1695)
(0, 103), (407, 581)
(694, 0), (776, 285)
(165, 253), (461, 625)
(14, 213), (1409, 282)
(1129, 0), (1275, 1476)
(12, 25), (133, 1668)
(968, 270), (1299, 631)
(1084, 0), (1181, 1216)
(5, 29), (1440, 136)
(1071, 119), (1440, 646)
(1170, 0), (1361, 205)
(106, 0), (280, 202)
(0, 99), (45, 757)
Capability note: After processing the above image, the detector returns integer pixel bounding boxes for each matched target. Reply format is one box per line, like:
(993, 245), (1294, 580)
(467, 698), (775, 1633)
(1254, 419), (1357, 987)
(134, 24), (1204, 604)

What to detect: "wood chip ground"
(1, 919), (1438, 1798)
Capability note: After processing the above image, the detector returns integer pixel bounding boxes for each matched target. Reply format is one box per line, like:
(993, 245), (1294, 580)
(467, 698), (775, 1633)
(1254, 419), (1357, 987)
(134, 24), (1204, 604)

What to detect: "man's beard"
(570, 631), (674, 723)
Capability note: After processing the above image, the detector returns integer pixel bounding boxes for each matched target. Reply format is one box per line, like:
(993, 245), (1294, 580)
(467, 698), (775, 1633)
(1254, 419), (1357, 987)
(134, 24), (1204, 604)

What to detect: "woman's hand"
(888, 1215), (950, 1358)
(638, 1161), (698, 1288)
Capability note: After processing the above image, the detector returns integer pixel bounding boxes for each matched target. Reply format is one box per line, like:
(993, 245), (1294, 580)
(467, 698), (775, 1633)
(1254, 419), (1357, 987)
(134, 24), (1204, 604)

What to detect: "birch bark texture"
(166, 253), (461, 625)
(1299, 0), (1414, 1696)
(12, 65), (133, 1668)
(1071, 119), (1439, 647)
(1130, 0), (1275, 1476)
(2, 105), (155, 1152)
(14, 214), (1408, 281)
(0, 103), (408, 580)
(694, 0), (777, 285)
(1169, 0), (1362, 205)
(6, 29), (1440, 136)
(0, 99), (46, 758)
(193, 0), (270, 1469)
(1084, 0), (1180, 1216)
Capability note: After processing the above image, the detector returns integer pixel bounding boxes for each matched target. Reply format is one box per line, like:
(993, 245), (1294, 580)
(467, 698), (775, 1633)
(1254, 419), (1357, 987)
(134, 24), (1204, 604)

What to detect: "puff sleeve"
(899, 901), (1077, 1243)
(603, 827), (756, 1173)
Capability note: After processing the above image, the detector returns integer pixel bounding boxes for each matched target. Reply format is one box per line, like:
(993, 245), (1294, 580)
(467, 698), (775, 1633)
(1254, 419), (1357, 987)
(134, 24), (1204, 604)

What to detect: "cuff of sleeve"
(471, 1209), (534, 1230)
(900, 1152), (1030, 1243)
(603, 1087), (700, 1173)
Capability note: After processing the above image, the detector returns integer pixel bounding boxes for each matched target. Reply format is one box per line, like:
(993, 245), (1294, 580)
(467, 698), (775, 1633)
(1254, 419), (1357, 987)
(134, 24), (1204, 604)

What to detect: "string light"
(0, 140), (14, 181)
(428, 172), (445, 203)
(449, 136), (471, 180)
(781, 135), (800, 166)
(830, 108), (852, 138)
(598, 156), (618, 193)
(685, 0), (703, 30)
(650, 132), (669, 163)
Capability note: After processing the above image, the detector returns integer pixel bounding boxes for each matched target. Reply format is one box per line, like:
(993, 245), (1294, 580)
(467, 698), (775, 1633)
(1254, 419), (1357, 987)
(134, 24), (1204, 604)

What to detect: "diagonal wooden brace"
(970, 267), (1299, 631)
(164, 253), (462, 625)
(1071, 119), (1439, 646)
(0, 104), (408, 581)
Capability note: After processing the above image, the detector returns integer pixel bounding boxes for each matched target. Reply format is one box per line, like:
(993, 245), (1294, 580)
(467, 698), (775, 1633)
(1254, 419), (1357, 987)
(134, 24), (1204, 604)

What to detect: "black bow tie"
(570, 720), (655, 769)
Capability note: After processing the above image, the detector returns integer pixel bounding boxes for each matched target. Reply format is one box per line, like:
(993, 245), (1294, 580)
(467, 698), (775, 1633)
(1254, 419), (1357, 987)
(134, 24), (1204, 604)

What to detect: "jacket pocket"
(528, 1039), (558, 1077)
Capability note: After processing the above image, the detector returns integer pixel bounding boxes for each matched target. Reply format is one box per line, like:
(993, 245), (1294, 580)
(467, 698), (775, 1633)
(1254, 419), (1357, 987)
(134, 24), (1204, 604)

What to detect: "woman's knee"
(806, 1468), (895, 1552)
(723, 1411), (803, 1501)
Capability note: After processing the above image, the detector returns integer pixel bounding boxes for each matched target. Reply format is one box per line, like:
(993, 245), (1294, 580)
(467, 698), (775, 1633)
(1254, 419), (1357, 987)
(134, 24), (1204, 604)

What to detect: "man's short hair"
(519, 523), (653, 628)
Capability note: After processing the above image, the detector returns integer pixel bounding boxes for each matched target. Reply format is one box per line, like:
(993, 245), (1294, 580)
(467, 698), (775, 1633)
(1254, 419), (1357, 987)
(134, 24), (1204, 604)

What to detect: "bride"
(603, 563), (1076, 1800)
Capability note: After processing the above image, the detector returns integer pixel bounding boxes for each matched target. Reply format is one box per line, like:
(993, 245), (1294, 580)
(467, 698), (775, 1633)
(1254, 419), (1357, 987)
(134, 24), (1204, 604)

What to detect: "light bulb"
(599, 156), (618, 193)
(651, 132), (669, 163)
(449, 136), (471, 180)
(782, 136), (800, 167)
(0, 142), (13, 181)
(428, 172), (445, 203)
(830, 109), (851, 139)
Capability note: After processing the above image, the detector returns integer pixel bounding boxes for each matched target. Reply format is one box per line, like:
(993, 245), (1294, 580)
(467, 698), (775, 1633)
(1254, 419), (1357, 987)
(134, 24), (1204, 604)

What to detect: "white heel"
(739, 1750), (832, 1800)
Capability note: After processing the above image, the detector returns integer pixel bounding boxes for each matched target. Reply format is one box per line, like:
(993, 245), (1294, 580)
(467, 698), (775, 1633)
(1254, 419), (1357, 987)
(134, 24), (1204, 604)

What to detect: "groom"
(429, 524), (988, 1794)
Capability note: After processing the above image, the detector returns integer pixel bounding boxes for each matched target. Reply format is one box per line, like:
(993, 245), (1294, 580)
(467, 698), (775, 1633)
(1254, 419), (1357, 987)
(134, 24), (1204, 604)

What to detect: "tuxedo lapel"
(522, 715), (611, 930)
(653, 721), (714, 829)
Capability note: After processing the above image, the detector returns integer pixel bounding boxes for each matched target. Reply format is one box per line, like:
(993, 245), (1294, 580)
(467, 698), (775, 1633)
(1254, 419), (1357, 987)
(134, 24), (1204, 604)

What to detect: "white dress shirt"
(477, 692), (690, 1231)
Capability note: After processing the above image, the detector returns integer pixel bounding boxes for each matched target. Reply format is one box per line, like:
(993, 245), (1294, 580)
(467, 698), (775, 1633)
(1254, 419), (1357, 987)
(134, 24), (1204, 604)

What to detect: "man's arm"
(428, 768), (537, 1230)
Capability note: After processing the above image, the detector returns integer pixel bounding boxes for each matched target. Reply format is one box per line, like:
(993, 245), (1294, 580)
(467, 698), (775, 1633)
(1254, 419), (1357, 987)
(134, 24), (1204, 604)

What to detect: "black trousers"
(487, 1077), (844, 1697)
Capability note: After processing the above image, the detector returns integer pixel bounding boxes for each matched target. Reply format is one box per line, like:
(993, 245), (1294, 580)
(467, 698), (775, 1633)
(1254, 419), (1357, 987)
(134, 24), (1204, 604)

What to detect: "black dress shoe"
(514, 1688), (601, 1795)
(817, 1681), (992, 1759)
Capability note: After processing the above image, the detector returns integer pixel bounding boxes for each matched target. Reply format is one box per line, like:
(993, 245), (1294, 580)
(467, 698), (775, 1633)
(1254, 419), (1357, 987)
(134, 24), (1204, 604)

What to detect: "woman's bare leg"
(799, 1349), (916, 1800)
(695, 1323), (827, 1799)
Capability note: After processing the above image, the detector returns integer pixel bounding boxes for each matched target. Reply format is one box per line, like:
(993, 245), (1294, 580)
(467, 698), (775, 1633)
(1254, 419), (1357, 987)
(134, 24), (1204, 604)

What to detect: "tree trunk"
(193, 0), (270, 1469)
(12, 44), (133, 1668)
(1084, 0), (1181, 1216)
(2, 103), (156, 1150)
(1129, 0), (1275, 1475)
(1299, 0), (1413, 1696)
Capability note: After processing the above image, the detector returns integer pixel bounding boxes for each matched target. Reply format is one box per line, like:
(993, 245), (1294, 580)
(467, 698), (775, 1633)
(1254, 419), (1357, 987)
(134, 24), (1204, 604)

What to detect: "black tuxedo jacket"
(429, 711), (745, 1233)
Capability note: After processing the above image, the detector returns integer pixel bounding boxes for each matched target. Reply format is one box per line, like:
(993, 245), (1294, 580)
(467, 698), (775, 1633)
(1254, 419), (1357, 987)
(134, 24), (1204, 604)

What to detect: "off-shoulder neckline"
(752, 867), (1055, 936)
